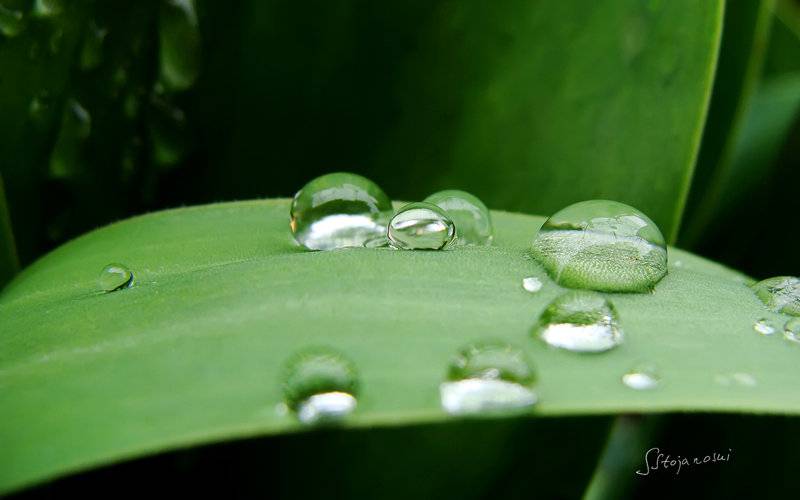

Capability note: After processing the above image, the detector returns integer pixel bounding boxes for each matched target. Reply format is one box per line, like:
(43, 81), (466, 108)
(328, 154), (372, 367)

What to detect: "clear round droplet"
(751, 276), (800, 317)
(98, 263), (134, 292)
(290, 172), (393, 251)
(423, 190), (493, 245)
(533, 290), (624, 352)
(622, 365), (660, 390)
(753, 318), (776, 336)
(387, 202), (455, 250)
(784, 318), (800, 344)
(440, 342), (537, 416)
(522, 276), (542, 293)
(0, 4), (25, 37)
(531, 200), (668, 293)
(158, 0), (200, 91)
(282, 348), (359, 425)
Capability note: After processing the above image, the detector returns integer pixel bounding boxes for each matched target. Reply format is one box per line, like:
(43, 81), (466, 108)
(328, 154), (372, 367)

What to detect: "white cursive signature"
(635, 447), (732, 476)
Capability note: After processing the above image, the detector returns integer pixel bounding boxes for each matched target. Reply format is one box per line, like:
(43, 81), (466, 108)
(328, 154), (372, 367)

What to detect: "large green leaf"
(0, 175), (20, 287)
(1, 200), (797, 494)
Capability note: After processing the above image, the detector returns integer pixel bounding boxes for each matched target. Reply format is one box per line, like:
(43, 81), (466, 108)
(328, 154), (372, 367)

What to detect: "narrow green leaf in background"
(0, 175), (20, 287)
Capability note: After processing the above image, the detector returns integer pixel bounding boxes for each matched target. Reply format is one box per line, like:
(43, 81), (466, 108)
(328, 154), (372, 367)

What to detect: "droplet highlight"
(531, 200), (668, 293)
(282, 348), (359, 425)
(622, 365), (660, 390)
(158, 0), (200, 91)
(440, 342), (537, 416)
(751, 276), (800, 317)
(290, 172), (393, 251)
(387, 202), (455, 250)
(784, 318), (800, 344)
(753, 318), (776, 336)
(424, 190), (493, 245)
(98, 263), (134, 292)
(533, 290), (623, 352)
(522, 276), (542, 293)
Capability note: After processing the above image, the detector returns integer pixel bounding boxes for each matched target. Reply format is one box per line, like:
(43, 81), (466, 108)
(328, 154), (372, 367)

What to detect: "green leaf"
(1, 200), (796, 494)
(0, 175), (20, 287)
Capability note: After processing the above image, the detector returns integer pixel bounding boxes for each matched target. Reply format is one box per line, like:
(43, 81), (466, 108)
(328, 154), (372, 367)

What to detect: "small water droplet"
(751, 276), (800, 317)
(282, 348), (359, 425)
(440, 342), (537, 416)
(522, 276), (542, 293)
(784, 318), (800, 344)
(80, 20), (107, 70)
(49, 99), (91, 179)
(98, 263), (134, 292)
(622, 365), (660, 390)
(290, 173), (393, 251)
(533, 290), (623, 352)
(715, 372), (757, 387)
(33, 0), (62, 17)
(423, 190), (493, 245)
(0, 4), (25, 37)
(753, 318), (776, 336)
(531, 200), (668, 293)
(158, 0), (200, 91)
(388, 202), (455, 250)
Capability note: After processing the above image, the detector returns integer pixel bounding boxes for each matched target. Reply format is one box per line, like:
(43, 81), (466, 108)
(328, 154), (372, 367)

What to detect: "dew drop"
(423, 190), (493, 245)
(440, 342), (537, 416)
(753, 318), (776, 336)
(784, 318), (800, 344)
(0, 4), (25, 37)
(622, 365), (660, 390)
(531, 200), (668, 293)
(750, 276), (800, 317)
(533, 290), (623, 352)
(98, 263), (134, 292)
(49, 99), (91, 179)
(33, 0), (62, 17)
(290, 172), (393, 251)
(522, 276), (542, 293)
(79, 20), (107, 70)
(282, 348), (359, 425)
(158, 0), (200, 91)
(388, 202), (455, 250)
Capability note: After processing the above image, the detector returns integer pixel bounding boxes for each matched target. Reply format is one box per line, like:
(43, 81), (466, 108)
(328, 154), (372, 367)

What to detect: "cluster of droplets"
(750, 277), (800, 345)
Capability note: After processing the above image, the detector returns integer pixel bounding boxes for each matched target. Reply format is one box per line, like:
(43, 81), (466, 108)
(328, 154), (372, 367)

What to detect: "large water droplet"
(423, 190), (493, 245)
(622, 365), (660, 390)
(753, 318), (776, 336)
(0, 4), (25, 37)
(388, 202), (455, 250)
(784, 318), (800, 344)
(533, 290), (623, 352)
(282, 348), (359, 425)
(440, 342), (537, 416)
(33, 0), (62, 17)
(80, 20), (107, 70)
(290, 173), (392, 251)
(751, 276), (800, 317)
(49, 99), (92, 179)
(98, 263), (134, 292)
(531, 200), (668, 293)
(522, 276), (542, 293)
(158, 0), (200, 91)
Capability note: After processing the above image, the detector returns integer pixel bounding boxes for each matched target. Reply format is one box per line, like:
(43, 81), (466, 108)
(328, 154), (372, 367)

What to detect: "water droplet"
(531, 200), (668, 293)
(149, 93), (188, 167)
(98, 263), (134, 292)
(80, 21), (107, 70)
(423, 190), (493, 245)
(753, 318), (776, 336)
(622, 365), (660, 390)
(158, 0), (200, 91)
(388, 202), (455, 250)
(290, 173), (393, 251)
(440, 342), (537, 416)
(0, 4), (25, 37)
(33, 0), (62, 17)
(282, 348), (359, 425)
(533, 290), (623, 352)
(784, 318), (800, 344)
(49, 99), (92, 179)
(522, 276), (542, 293)
(751, 276), (800, 317)
(714, 372), (757, 387)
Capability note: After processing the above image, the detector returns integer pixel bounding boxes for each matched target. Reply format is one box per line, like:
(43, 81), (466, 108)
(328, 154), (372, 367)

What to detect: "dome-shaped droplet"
(158, 0), (200, 91)
(522, 276), (542, 293)
(753, 318), (776, 336)
(751, 276), (800, 317)
(622, 365), (660, 390)
(531, 200), (668, 293)
(532, 290), (623, 352)
(290, 172), (393, 251)
(281, 348), (359, 425)
(784, 318), (800, 344)
(387, 202), (455, 250)
(423, 190), (493, 245)
(0, 4), (25, 37)
(440, 342), (537, 416)
(98, 263), (134, 292)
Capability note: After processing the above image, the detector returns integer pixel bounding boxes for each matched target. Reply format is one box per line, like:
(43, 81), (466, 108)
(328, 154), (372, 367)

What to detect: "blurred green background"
(1, 0), (799, 497)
